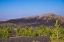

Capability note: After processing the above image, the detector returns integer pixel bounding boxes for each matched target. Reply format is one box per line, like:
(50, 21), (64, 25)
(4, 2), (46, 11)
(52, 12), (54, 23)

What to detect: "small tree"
(59, 27), (64, 39)
(39, 25), (45, 36)
(16, 27), (20, 36)
(32, 30), (38, 37)
(29, 26), (34, 36)
(2, 30), (9, 38)
(55, 19), (60, 42)
(22, 26), (29, 37)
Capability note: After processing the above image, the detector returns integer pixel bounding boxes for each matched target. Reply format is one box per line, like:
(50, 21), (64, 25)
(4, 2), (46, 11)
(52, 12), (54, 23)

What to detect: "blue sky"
(0, 0), (64, 20)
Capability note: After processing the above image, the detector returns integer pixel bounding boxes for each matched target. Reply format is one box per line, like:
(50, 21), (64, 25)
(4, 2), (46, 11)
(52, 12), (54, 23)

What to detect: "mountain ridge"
(0, 13), (64, 28)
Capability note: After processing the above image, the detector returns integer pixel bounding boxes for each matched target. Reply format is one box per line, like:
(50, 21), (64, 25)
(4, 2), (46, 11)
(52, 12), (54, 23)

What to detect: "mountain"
(0, 18), (7, 21)
(0, 13), (64, 28)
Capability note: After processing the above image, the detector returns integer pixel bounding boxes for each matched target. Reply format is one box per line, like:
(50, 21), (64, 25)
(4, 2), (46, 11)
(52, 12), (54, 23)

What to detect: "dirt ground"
(0, 36), (50, 42)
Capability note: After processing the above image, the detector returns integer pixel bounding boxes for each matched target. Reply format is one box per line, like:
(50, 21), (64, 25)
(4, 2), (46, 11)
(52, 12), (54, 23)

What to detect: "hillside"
(0, 13), (64, 28)
(0, 13), (64, 42)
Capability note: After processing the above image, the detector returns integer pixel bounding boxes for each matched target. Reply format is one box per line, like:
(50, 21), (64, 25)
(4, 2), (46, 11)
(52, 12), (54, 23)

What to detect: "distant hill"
(0, 18), (7, 21)
(0, 13), (64, 28)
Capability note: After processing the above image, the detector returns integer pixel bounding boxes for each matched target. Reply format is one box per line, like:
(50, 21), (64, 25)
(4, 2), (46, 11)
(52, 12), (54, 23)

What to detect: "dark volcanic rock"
(0, 36), (50, 42)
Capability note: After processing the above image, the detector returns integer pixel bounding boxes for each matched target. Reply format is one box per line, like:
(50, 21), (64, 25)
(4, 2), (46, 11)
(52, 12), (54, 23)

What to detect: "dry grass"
(51, 39), (64, 42)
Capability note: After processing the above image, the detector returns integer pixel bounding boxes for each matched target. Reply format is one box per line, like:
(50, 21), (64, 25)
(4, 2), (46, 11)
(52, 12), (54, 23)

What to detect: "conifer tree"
(55, 19), (60, 42)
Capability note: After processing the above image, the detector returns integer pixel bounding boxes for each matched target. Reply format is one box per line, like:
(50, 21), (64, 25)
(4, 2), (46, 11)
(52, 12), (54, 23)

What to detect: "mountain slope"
(0, 13), (64, 28)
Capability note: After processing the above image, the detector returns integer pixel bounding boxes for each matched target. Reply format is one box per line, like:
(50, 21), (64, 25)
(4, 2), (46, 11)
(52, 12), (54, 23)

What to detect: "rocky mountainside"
(0, 13), (64, 28)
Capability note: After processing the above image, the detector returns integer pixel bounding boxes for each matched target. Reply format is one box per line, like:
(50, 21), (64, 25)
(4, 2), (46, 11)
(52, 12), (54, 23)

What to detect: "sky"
(0, 0), (64, 20)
